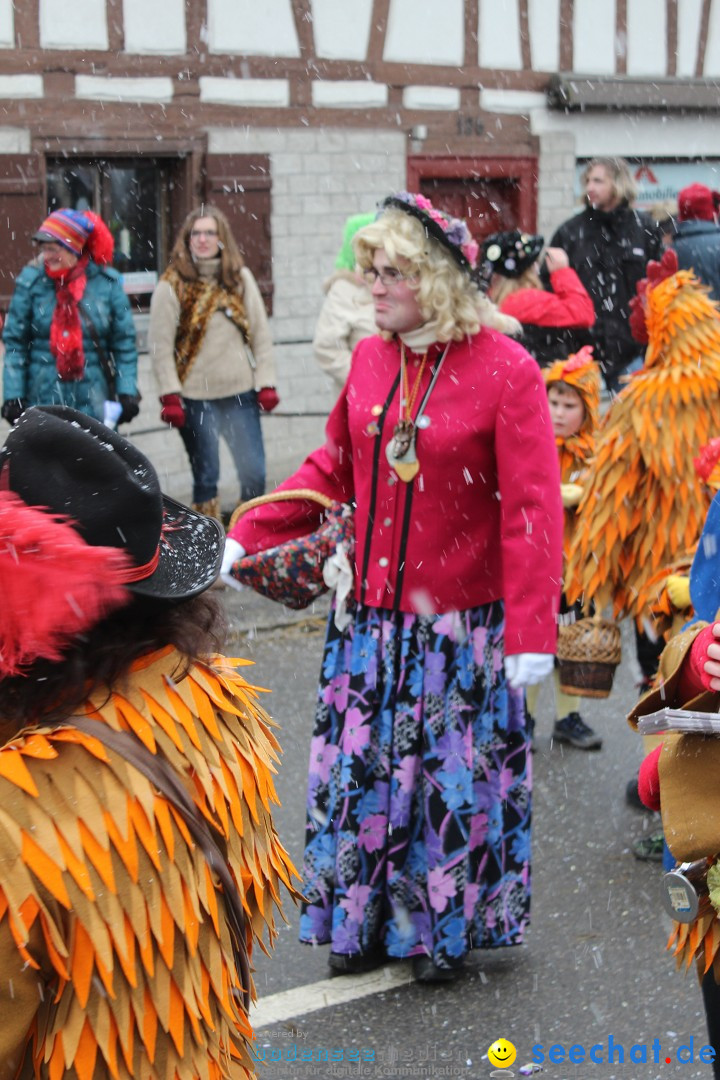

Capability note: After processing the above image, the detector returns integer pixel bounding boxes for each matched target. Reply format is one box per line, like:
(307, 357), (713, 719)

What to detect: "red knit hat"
(678, 183), (720, 223)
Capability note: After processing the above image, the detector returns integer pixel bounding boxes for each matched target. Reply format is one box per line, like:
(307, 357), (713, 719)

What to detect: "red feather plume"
(83, 210), (114, 266)
(629, 249), (679, 344)
(0, 492), (132, 676)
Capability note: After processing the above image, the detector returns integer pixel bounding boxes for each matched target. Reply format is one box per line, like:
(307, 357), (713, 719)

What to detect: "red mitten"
(638, 744), (663, 812)
(159, 393), (186, 428)
(257, 387), (280, 413)
(682, 623), (720, 695)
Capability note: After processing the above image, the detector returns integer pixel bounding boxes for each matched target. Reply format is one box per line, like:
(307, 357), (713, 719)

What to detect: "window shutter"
(0, 155), (45, 310)
(203, 154), (273, 314)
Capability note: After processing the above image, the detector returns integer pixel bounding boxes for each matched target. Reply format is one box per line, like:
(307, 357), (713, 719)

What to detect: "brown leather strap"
(78, 303), (117, 400)
(69, 715), (251, 1011)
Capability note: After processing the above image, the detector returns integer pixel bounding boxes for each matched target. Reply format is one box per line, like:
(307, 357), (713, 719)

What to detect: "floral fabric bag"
(228, 489), (355, 614)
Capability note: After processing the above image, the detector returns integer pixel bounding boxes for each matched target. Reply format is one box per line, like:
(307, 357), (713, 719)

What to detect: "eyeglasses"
(190, 229), (219, 238)
(363, 266), (415, 288)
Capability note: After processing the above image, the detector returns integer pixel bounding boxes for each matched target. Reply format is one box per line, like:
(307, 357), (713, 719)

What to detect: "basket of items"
(556, 616), (622, 698)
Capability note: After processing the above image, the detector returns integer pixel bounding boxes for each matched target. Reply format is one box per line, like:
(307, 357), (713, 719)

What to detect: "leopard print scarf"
(162, 267), (251, 384)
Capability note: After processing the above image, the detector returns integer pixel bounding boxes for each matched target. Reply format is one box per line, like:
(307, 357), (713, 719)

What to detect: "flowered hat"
(543, 345), (601, 435)
(380, 192), (479, 274)
(481, 230), (544, 279)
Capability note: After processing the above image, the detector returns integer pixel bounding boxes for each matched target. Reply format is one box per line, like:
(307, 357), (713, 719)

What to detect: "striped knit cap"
(34, 209), (93, 256)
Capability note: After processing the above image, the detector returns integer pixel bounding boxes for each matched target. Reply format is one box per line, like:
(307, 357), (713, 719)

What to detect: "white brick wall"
(206, 125), (406, 346)
(537, 130), (579, 241)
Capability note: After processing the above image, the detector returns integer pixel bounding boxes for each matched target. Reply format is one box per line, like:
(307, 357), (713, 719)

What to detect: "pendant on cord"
(386, 419), (420, 482)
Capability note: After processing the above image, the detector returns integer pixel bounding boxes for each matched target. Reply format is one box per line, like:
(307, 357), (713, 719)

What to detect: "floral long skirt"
(298, 600), (532, 969)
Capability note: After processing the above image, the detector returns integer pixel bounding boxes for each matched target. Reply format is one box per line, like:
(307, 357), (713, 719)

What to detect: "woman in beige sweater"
(148, 205), (277, 520)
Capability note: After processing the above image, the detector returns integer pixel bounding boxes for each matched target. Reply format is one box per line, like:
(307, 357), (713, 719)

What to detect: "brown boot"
(192, 496), (223, 525)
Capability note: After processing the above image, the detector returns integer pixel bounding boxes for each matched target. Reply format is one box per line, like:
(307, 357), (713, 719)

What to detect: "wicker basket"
(556, 617), (622, 699)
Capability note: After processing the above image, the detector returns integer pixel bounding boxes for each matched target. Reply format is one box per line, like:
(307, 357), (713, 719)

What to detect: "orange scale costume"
(0, 405), (297, 1079)
(565, 249), (720, 625)
(543, 345), (601, 559)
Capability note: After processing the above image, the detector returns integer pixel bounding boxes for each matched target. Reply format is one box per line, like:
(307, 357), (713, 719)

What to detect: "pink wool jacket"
(229, 329), (563, 654)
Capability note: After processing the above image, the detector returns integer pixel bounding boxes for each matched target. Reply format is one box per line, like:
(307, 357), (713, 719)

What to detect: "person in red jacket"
(481, 229), (596, 367)
(223, 192), (563, 983)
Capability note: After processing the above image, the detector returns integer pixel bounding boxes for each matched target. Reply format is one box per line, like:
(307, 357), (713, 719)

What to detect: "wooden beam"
(559, 0), (574, 72)
(186, 0), (208, 57)
(616, 0), (627, 74)
(696, 0), (712, 76)
(667, 0), (678, 76)
(519, 0), (532, 70)
(291, 0), (315, 59)
(14, 0), (39, 50)
(464, 0), (479, 67)
(106, 0), (125, 53)
(367, 0), (391, 64)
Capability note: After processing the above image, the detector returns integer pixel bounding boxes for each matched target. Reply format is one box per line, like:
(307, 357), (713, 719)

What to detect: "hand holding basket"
(227, 489), (355, 610)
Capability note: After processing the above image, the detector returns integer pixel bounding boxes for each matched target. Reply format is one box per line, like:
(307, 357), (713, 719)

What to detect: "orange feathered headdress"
(543, 345), (602, 435)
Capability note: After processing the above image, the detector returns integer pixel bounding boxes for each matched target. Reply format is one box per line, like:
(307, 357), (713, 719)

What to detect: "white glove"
(220, 537), (246, 591)
(505, 652), (554, 689)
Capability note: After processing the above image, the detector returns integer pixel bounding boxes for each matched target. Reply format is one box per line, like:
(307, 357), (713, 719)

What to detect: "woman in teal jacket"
(2, 209), (139, 425)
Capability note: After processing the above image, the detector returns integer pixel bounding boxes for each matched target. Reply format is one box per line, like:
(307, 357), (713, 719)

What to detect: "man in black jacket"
(549, 157), (662, 393)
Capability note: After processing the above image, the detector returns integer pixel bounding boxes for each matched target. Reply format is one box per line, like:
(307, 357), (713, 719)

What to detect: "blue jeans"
(180, 392), (266, 504)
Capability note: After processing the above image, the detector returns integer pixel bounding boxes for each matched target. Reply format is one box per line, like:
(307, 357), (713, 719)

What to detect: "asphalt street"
(221, 587), (712, 1080)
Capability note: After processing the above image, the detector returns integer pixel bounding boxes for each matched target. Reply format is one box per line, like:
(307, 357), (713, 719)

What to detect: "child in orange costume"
(525, 346), (603, 749)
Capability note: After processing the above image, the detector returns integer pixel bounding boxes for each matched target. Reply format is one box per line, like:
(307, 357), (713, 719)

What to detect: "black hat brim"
(128, 495), (225, 600)
(381, 196), (471, 274)
(1, 406), (224, 603)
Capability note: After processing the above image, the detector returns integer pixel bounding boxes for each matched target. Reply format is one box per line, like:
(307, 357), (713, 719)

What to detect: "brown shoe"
(192, 496), (222, 525)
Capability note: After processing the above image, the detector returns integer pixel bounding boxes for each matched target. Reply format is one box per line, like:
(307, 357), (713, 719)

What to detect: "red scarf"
(45, 254), (89, 381)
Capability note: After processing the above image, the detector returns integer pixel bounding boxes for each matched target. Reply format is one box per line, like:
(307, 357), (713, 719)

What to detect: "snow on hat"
(678, 183), (720, 223)
(1, 406), (223, 600)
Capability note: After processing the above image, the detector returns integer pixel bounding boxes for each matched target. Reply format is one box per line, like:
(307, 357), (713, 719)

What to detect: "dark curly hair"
(0, 592), (227, 737)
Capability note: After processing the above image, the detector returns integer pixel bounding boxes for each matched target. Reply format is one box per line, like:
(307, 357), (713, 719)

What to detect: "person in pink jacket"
(223, 192), (563, 983)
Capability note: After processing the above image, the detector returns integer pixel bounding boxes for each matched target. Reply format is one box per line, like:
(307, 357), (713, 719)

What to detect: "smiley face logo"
(488, 1038), (517, 1069)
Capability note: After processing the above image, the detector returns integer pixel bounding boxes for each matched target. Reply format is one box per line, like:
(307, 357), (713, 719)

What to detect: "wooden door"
(407, 156), (538, 248)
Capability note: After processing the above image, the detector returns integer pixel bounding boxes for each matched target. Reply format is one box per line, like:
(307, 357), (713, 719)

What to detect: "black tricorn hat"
(0, 406), (223, 600)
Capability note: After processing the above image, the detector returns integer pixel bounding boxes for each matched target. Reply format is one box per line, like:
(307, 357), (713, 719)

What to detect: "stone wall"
(536, 129), (579, 242)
